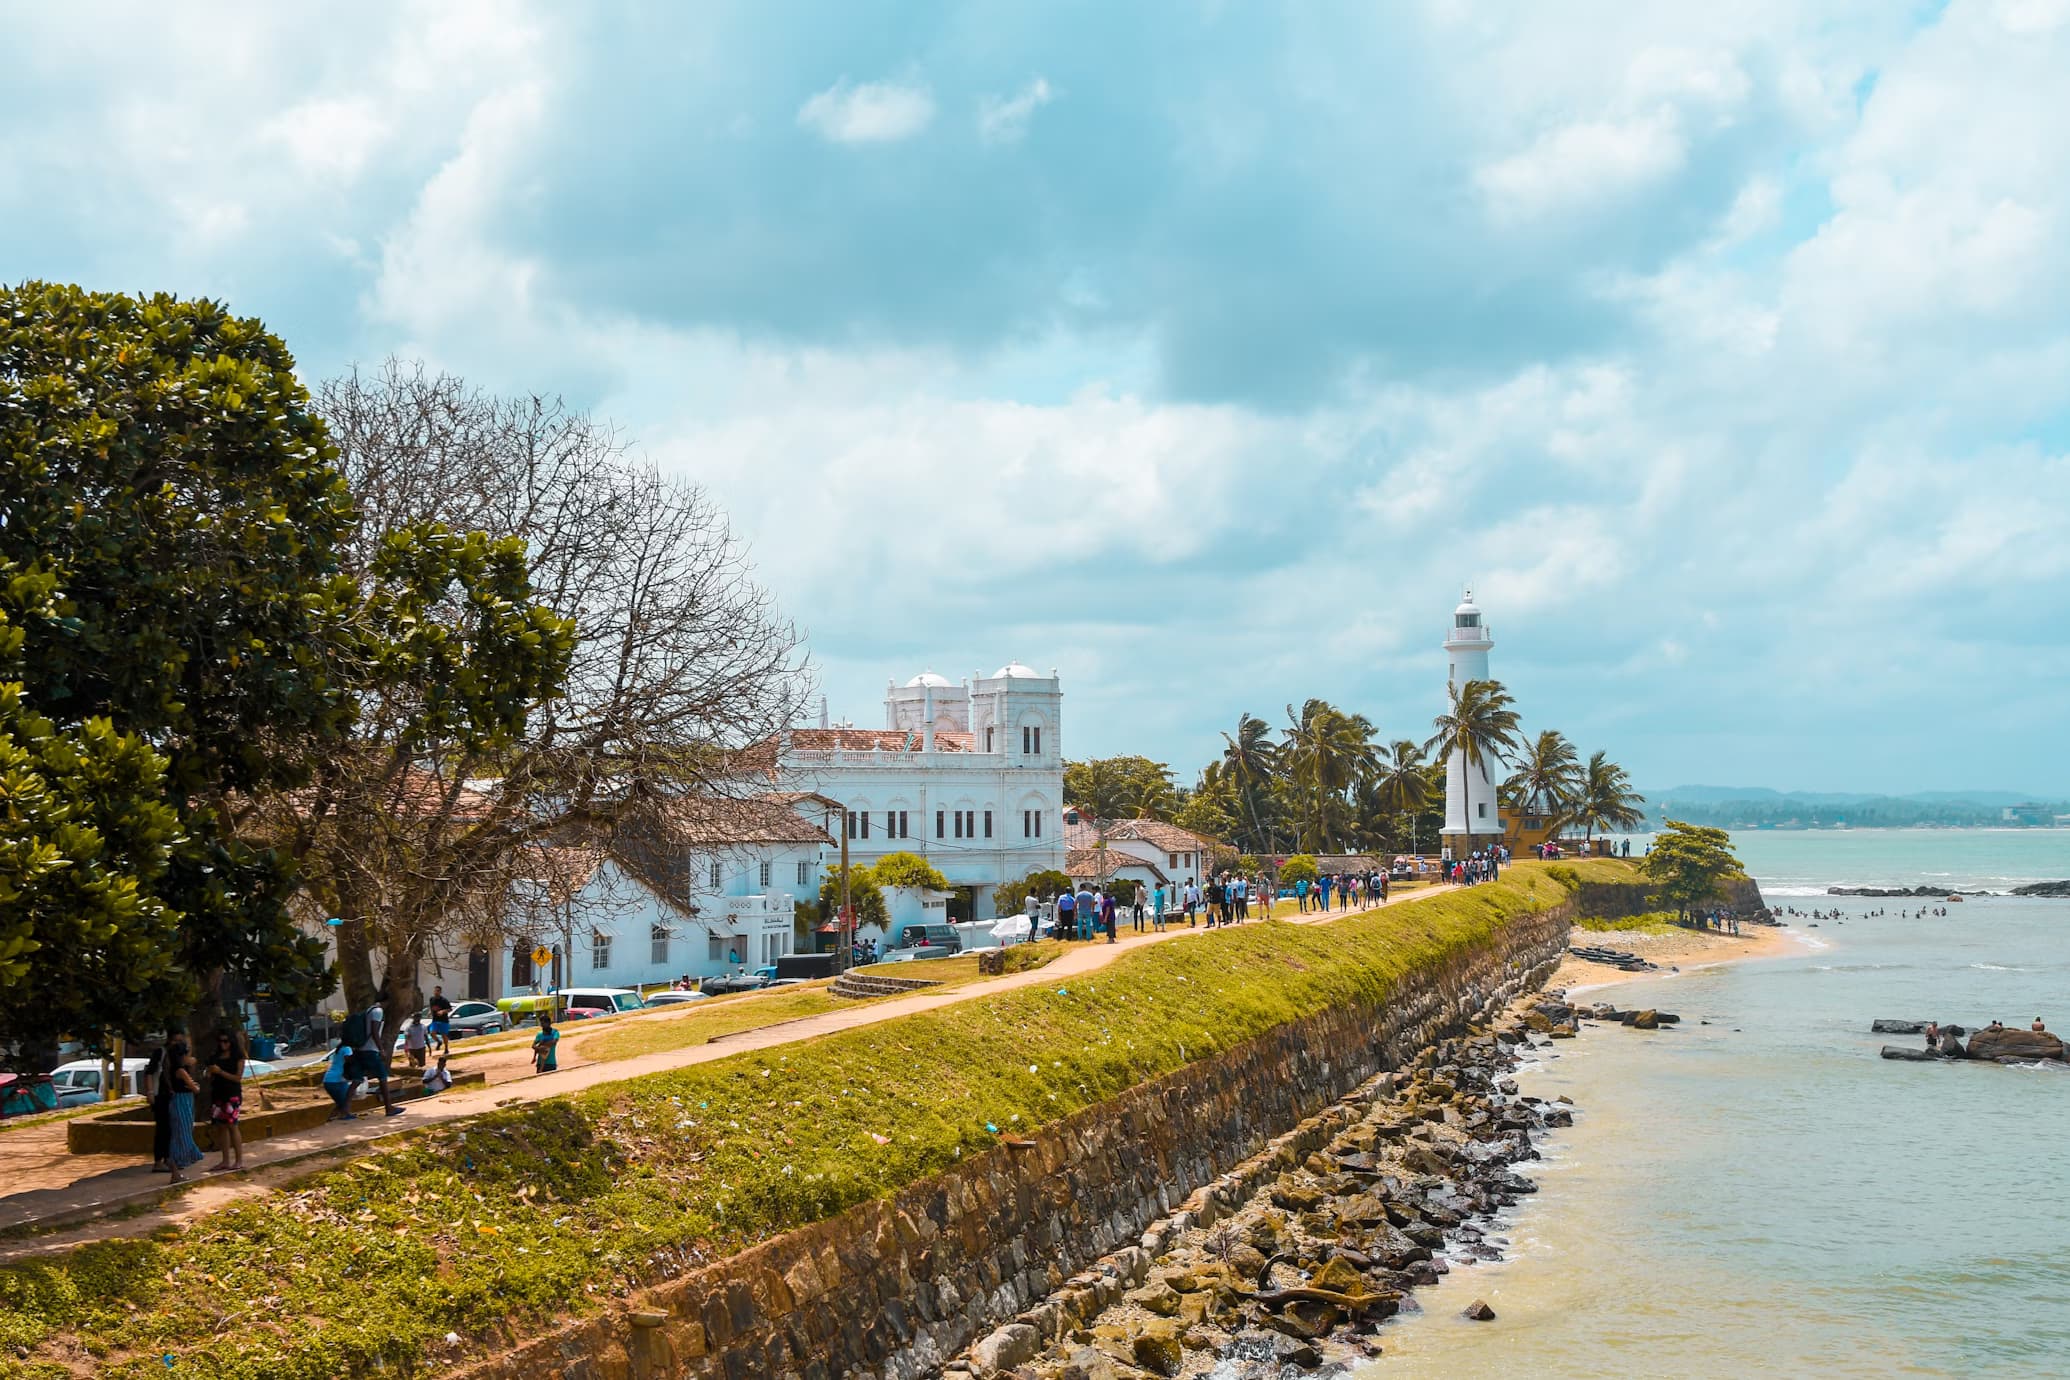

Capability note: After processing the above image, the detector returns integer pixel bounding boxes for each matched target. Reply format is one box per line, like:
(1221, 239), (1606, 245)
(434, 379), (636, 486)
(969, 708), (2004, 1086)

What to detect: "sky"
(5, 1), (2068, 796)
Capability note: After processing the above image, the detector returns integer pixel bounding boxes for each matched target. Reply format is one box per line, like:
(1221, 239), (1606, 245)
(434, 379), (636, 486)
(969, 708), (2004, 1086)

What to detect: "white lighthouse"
(1441, 589), (1501, 857)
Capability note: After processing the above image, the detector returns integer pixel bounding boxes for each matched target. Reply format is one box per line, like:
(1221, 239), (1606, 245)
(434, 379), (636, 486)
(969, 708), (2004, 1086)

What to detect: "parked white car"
(48, 1059), (150, 1106)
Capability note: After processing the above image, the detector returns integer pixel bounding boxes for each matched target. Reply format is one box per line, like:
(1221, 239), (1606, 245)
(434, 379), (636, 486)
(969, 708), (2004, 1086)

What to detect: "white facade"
(504, 857), (806, 993)
(1442, 590), (1502, 849)
(783, 663), (1069, 915)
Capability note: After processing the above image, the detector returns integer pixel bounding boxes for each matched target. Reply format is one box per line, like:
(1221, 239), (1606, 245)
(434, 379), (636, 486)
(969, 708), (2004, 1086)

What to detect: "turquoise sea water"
(1370, 828), (2070, 1379)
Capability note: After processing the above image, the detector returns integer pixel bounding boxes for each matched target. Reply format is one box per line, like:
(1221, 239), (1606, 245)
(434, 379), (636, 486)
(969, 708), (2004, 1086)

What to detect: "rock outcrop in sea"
(2009, 880), (2070, 898)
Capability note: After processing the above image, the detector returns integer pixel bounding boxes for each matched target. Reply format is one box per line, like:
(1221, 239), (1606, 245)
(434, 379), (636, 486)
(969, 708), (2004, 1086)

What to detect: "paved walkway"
(0, 885), (1438, 1259)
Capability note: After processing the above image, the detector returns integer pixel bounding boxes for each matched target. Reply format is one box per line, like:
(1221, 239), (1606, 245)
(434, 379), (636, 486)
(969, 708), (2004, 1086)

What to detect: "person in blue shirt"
(1152, 884), (1167, 931)
(322, 1040), (359, 1121)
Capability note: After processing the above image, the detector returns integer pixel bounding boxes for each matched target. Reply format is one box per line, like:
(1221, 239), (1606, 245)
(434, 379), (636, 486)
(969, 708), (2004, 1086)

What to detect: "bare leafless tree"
(260, 361), (811, 1011)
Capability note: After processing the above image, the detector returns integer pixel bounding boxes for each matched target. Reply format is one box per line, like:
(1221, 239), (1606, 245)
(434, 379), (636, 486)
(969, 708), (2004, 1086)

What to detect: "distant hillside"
(1639, 786), (2068, 829)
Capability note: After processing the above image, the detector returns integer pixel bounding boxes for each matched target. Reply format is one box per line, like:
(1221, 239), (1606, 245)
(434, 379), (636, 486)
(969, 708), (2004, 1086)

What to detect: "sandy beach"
(1552, 921), (1813, 994)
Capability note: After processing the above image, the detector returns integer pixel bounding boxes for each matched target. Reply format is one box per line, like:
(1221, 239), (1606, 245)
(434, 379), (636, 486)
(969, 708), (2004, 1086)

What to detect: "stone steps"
(829, 973), (943, 1000)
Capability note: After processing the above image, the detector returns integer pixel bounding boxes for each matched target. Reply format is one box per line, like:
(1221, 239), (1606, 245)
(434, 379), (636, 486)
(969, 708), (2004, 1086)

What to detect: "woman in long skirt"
(166, 1053), (205, 1183)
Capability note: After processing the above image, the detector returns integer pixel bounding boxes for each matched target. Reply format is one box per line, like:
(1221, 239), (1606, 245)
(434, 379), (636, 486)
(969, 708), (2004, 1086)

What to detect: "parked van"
(894, 923), (962, 953)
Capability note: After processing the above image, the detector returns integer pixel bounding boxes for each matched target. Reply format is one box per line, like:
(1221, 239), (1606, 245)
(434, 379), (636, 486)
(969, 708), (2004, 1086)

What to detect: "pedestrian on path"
(1185, 879), (1200, 926)
(1075, 885), (1097, 940)
(206, 1030), (245, 1172)
(144, 1040), (178, 1173)
(428, 985), (453, 1057)
(402, 1014), (429, 1070)
(1104, 893), (1118, 944)
(165, 1052), (204, 1183)
(322, 1039), (359, 1121)
(1055, 887), (1076, 940)
(532, 1012), (560, 1074)
(1152, 883), (1167, 932)
(342, 1001), (400, 1117)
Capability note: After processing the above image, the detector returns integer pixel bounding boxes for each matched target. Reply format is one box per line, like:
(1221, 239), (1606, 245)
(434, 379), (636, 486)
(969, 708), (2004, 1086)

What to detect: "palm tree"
(1424, 679), (1522, 847)
(1373, 739), (1434, 853)
(1505, 729), (1583, 827)
(1571, 751), (1646, 848)
(1282, 701), (1379, 852)
(1220, 712), (1279, 853)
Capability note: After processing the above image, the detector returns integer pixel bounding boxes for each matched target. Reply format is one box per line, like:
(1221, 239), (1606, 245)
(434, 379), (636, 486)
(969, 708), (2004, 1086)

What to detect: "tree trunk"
(382, 936), (425, 1019)
(185, 966), (236, 1053)
(335, 915), (378, 1013)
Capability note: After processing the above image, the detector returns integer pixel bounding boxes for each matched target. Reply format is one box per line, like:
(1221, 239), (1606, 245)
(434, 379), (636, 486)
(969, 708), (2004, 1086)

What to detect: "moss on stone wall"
(0, 862), (1603, 1379)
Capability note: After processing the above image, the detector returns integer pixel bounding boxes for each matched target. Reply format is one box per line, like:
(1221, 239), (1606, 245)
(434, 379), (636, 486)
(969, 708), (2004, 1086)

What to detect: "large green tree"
(1424, 678), (1522, 845)
(1640, 820), (1742, 923)
(0, 283), (353, 1048)
(0, 566), (187, 1056)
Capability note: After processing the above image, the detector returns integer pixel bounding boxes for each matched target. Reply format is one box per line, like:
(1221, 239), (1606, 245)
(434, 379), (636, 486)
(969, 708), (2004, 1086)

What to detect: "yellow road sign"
(531, 945), (553, 969)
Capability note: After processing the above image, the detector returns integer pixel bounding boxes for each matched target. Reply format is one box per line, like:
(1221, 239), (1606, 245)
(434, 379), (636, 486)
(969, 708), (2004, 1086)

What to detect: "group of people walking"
(1446, 847), (1506, 885)
(1032, 864), (1400, 944)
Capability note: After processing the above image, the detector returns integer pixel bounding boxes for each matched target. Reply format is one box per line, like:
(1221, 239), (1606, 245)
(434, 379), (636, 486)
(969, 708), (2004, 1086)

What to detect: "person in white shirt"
(421, 1054), (453, 1094)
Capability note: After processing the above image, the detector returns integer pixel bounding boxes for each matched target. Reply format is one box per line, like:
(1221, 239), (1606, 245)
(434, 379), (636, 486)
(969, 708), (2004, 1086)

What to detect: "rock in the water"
(1872, 1019), (1926, 1034)
(1965, 1028), (2067, 1062)
(2010, 881), (2070, 898)
(1631, 1010), (1660, 1030)
(1462, 1299), (1497, 1321)
(1880, 1045), (1943, 1062)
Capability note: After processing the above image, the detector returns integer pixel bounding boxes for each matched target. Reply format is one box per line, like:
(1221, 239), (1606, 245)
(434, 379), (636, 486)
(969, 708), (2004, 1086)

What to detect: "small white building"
(779, 664), (1069, 916)
(1063, 812), (1221, 896)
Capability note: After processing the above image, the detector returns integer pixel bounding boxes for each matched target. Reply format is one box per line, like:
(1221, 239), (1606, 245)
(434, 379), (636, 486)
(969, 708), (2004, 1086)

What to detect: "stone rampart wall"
(458, 900), (1573, 1380)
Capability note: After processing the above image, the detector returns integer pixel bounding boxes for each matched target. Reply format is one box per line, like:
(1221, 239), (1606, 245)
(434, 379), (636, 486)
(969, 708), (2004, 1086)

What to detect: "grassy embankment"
(1574, 910), (1684, 935)
(0, 861), (1634, 1380)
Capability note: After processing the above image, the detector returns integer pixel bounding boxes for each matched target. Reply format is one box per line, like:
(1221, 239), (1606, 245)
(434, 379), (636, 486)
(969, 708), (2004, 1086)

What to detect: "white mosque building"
(779, 663), (1069, 915)
(1441, 590), (1505, 858)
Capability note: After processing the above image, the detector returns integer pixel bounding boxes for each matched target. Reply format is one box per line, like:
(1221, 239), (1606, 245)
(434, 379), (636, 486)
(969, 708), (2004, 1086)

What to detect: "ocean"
(1368, 828), (2070, 1378)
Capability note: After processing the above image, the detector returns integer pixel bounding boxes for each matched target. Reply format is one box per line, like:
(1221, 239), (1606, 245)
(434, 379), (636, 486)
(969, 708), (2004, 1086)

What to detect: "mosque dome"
(904, 670), (954, 689)
(992, 661), (1042, 679)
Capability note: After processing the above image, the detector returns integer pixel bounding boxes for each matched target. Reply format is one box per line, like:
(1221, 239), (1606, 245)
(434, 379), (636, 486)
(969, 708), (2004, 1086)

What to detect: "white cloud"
(262, 97), (390, 179)
(1476, 115), (1686, 221)
(977, 78), (1054, 144)
(796, 79), (935, 144)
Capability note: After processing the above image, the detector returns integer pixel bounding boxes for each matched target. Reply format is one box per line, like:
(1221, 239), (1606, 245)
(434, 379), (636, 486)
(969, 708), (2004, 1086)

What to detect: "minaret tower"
(1441, 589), (1499, 857)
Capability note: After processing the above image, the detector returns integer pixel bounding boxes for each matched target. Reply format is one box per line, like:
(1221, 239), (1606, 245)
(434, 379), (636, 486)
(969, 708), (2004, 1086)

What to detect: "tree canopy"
(818, 864), (887, 932)
(991, 869), (1073, 916)
(1639, 820), (1744, 922)
(1063, 755), (1178, 822)
(869, 851), (951, 892)
(0, 284), (349, 1051)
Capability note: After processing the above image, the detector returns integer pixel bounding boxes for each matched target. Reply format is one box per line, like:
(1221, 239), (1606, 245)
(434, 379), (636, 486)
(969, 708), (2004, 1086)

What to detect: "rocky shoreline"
(1822, 881), (2070, 898)
(954, 991), (1674, 1380)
